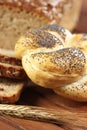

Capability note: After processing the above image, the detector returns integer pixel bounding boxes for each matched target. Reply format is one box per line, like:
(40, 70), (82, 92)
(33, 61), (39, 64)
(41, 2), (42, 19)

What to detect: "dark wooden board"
(0, 1), (87, 130)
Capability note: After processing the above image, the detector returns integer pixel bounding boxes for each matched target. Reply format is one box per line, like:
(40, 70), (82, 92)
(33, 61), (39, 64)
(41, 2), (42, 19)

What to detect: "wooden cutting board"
(0, 1), (87, 130)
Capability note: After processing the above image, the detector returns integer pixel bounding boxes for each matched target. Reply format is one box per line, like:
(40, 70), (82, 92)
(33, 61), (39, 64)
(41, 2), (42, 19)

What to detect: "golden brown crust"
(22, 49), (86, 89)
(15, 24), (72, 58)
(15, 24), (86, 84)
(30, 48), (86, 75)
(15, 24), (87, 102)
(15, 30), (65, 58)
(54, 74), (87, 102)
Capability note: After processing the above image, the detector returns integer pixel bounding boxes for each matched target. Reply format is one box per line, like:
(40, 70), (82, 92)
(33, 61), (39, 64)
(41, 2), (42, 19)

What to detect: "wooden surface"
(0, 1), (87, 130)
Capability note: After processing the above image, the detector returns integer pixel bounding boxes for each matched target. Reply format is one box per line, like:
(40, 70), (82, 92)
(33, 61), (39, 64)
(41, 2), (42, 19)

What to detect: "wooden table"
(0, 1), (87, 130)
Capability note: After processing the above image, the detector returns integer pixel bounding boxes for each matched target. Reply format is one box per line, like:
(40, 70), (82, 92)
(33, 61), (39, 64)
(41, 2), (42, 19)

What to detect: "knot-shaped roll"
(15, 24), (87, 102)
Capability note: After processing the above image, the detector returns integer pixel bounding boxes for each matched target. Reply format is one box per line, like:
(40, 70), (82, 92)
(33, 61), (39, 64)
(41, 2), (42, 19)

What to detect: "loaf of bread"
(15, 24), (87, 102)
(0, 0), (82, 50)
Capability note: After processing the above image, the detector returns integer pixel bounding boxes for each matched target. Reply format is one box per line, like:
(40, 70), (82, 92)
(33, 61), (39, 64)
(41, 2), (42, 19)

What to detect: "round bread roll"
(15, 24), (87, 102)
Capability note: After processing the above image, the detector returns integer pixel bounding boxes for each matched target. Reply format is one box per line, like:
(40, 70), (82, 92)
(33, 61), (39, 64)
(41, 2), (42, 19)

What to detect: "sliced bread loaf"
(0, 49), (27, 103)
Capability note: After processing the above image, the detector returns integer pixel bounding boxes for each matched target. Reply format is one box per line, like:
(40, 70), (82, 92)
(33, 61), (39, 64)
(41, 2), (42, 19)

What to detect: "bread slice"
(0, 49), (27, 103)
(0, 77), (24, 104)
(0, 0), (82, 50)
(0, 49), (27, 79)
(0, 48), (21, 65)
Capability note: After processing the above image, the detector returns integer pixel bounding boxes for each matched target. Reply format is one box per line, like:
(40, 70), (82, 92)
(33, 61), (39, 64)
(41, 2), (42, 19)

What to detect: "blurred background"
(75, 0), (87, 33)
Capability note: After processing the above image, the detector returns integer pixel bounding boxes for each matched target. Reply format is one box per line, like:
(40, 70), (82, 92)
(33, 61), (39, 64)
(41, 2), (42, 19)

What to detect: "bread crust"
(0, 0), (82, 30)
(0, 49), (27, 80)
(0, 53), (22, 66)
(0, 63), (26, 80)
(0, 0), (69, 20)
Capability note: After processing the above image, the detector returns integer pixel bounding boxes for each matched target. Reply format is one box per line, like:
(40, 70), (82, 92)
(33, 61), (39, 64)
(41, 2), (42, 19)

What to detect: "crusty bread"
(0, 42), (28, 103)
(16, 24), (84, 87)
(15, 24), (87, 102)
(0, 77), (24, 104)
(0, 49), (27, 103)
(0, 0), (82, 50)
(0, 49), (27, 79)
(0, 62), (27, 80)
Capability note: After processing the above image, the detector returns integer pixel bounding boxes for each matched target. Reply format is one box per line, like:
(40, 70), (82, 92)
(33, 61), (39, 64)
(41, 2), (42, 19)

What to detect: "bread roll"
(15, 24), (87, 102)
